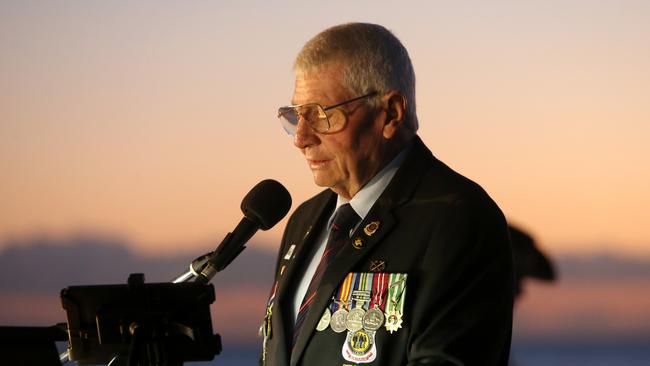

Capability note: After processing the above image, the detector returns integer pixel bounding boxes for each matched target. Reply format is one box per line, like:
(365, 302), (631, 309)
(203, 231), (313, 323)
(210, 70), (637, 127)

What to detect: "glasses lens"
(324, 109), (346, 133)
(277, 104), (331, 135)
(301, 104), (329, 133)
(278, 107), (298, 135)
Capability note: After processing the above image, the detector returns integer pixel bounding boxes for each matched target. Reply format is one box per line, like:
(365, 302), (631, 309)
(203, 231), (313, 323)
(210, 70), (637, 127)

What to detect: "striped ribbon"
(385, 273), (407, 315)
(292, 204), (359, 346)
(370, 272), (388, 311)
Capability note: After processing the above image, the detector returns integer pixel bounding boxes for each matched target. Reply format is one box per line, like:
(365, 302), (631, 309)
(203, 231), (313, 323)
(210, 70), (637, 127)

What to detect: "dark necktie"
(293, 203), (360, 346)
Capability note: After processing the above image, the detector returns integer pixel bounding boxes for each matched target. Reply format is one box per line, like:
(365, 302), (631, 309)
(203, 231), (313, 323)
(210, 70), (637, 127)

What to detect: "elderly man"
(261, 23), (514, 366)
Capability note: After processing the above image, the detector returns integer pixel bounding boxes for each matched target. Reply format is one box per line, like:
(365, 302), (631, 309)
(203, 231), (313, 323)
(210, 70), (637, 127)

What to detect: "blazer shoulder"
(389, 136), (500, 217)
(424, 157), (502, 213)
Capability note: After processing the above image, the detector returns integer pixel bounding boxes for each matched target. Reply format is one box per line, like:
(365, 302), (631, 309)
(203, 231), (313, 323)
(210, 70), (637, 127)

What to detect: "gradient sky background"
(1, 0), (649, 258)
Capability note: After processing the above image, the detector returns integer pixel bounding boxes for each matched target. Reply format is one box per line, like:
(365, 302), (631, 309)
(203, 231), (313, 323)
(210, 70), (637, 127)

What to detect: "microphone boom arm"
(173, 217), (256, 284)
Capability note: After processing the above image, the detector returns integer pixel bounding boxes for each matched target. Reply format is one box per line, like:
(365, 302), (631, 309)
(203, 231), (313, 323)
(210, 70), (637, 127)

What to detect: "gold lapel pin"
(352, 237), (364, 249)
(363, 221), (380, 236)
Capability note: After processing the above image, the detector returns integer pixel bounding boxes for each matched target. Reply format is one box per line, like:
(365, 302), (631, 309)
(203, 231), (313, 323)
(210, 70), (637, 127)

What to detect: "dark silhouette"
(508, 225), (557, 366)
(509, 225), (557, 298)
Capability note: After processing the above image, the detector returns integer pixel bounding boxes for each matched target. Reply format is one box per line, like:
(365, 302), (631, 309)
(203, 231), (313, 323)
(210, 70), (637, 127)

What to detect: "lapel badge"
(280, 265), (286, 275)
(369, 260), (386, 272)
(352, 237), (364, 249)
(303, 225), (313, 240)
(283, 244), (296, 260)
(363, 221), (380, 236)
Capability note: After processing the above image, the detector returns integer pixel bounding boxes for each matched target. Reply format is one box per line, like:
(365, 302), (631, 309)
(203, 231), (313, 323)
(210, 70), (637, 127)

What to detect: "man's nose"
(293, 116), (319, 149)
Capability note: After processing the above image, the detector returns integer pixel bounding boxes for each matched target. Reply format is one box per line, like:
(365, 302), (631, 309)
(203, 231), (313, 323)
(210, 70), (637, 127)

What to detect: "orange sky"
(1, 1), (649, 256)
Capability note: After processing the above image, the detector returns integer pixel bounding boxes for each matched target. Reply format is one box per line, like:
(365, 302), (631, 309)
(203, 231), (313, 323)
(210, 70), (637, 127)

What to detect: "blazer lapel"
(272, 191), (335, 364)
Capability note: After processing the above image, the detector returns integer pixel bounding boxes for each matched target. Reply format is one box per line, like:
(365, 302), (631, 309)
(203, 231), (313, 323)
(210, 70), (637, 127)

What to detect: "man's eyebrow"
(289, 99), (317, 106)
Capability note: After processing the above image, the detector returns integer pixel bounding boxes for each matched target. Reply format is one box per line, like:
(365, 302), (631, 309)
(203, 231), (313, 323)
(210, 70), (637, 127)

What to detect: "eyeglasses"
(277, 91), (377, 135)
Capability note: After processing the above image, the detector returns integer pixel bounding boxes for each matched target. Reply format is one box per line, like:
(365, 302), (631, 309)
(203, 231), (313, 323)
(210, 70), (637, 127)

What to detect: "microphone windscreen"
(240, 179), (292, 230)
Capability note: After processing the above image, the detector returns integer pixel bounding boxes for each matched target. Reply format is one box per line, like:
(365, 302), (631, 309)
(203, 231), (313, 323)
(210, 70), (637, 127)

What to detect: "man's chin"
(311, 176), (331, 188)
(311, 172), (336, 189)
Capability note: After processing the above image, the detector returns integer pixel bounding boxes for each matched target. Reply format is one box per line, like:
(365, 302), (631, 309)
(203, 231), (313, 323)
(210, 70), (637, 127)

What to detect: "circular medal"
(330, 309), (349, 333)
(316, 308), (331, 331)
(346, 308), (365, 332)
(362, 307), (385, 331)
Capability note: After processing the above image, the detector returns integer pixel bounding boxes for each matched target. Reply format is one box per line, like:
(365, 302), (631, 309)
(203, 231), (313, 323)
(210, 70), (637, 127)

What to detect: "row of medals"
(316, 290), (394, 333)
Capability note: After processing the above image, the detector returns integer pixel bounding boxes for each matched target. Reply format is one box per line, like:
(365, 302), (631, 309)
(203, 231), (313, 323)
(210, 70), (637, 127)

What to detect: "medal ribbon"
(385, 273), (407, 315)
(351, 272), (361, 295)
(266, 280), (279, 306)
(331, 272), (354, 312)
(370, 272), (388, 311)
(349, 272), (374, 310)
(359, 272), (374, 310)
(262, 280), (279, 339)
(349, 272), (361, 309)
(262, 280), (279, 365)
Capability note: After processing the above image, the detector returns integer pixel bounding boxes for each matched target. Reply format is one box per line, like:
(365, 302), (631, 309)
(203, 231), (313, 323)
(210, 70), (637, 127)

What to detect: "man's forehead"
(291, 65), (347, 105)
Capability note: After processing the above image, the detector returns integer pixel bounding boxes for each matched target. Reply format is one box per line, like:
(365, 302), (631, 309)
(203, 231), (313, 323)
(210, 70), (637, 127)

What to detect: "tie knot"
(330, 203), (360, 234)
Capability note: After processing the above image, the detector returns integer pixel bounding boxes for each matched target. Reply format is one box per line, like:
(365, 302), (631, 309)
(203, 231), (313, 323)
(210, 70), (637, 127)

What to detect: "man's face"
(291, 63), (389, 199)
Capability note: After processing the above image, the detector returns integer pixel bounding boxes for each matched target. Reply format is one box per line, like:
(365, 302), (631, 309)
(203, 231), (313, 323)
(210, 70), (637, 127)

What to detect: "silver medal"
(330, 308), (349, 333)
(362, 307), (385, 331)
(346, 307), (366, 332)
(316, 308), (331, 331)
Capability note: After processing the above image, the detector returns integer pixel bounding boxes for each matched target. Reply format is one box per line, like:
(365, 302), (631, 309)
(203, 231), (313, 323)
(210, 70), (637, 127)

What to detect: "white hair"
(294, 23), (418, 132)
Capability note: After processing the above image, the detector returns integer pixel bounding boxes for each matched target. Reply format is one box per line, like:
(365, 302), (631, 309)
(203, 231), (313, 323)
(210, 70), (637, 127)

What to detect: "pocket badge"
(341, 329), (377, 364)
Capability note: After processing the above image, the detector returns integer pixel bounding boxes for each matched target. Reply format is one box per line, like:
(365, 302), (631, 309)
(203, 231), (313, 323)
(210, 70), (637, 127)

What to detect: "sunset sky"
(1, 0), (649, 257)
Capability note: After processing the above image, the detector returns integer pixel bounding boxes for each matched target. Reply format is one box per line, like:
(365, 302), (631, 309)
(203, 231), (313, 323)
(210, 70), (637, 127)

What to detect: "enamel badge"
(363, 221), (380, 236)
(341, 329), (377, 364)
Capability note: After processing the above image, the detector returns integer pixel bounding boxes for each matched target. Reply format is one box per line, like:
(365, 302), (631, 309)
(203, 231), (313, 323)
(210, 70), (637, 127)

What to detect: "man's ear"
(382, 92), (407, 139)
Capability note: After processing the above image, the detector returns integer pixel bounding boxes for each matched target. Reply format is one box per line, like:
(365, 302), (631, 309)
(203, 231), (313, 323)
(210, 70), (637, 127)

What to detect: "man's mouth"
(307, 159), (330, 169)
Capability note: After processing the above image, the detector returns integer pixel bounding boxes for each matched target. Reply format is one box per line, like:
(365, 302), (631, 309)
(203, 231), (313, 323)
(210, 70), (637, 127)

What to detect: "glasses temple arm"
(322, 91), (378, 111)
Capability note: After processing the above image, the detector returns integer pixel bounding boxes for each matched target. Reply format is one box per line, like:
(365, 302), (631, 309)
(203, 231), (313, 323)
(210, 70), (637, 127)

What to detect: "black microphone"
(195, 179), (292, 283)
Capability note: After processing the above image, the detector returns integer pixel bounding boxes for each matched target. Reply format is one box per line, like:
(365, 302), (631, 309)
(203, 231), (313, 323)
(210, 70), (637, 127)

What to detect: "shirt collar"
(335, 143), (411, 220)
